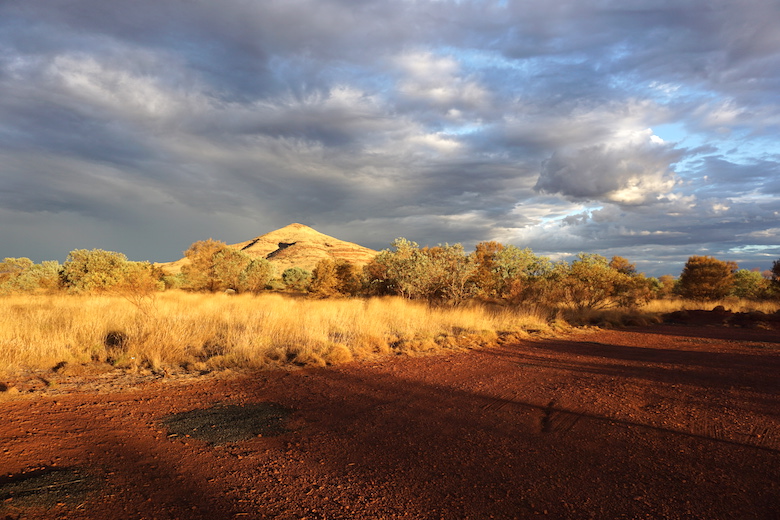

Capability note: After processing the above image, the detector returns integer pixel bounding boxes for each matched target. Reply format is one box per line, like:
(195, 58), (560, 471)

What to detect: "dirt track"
(2, 324), (779, 519)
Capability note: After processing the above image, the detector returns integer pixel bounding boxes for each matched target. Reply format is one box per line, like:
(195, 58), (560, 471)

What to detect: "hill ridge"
(159, 223), (377, 274)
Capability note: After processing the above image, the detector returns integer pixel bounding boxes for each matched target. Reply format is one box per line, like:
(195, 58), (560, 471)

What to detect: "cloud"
(0, 0), (778, 276)
(395, 51), (491, 115)
(535, 129), (683, 205)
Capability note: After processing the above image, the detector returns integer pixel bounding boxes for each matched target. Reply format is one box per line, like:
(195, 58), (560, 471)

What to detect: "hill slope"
(161, 223), (378, 274)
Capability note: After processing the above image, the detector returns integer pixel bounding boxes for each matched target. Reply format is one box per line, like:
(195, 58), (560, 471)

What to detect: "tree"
(677, 256), (737, 301)
(772, 259), (780, 293)
(609, 256), (637, 275)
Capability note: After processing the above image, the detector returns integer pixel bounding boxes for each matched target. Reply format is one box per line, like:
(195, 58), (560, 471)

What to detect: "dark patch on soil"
(162, 402), (291, 445)
(0, 467), (97, 511)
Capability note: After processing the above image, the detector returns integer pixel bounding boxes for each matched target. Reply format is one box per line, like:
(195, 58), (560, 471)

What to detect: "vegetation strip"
(1, 229), (778, 375)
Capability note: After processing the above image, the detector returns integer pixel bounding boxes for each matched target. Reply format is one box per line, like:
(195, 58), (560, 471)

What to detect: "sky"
(1, 0), (779, 277)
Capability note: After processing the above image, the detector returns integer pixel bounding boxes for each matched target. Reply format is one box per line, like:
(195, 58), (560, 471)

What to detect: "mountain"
(160, 223), (378, 274)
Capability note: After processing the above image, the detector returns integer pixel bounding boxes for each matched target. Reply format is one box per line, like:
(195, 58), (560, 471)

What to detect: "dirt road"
(2, 324), (779, 519)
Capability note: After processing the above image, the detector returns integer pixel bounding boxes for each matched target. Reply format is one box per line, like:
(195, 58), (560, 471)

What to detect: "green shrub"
(281, 267), (311, 291)
(0, 258), (61, 293)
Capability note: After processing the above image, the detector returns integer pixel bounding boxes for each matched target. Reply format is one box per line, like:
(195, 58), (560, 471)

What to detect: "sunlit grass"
(4, 292), (775, 376)
(0, 292), (555, 375)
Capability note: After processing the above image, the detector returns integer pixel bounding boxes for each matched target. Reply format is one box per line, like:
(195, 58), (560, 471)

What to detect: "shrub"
(310, 259), (363, 298)
(59, 250), (163, 314)
(180, 239), (273, 293)
(731, 269), (771, 299)
(310, 259), (341, 297)
(242, 258), (275, 293)
(0, 258), (61, 293)
(558, 254), (618, 310)
(608, 255), (637, 275)
(421, 243), (477, 305)
(281, 267), (312, 291)
(181, 239), (231, 291)
(656, 274), (677, 299)
(489, 245), (554, 304)
(471, 241), (505, 299)
(370, 238), (434, 300)
(553, 253), (653, 310)
(60, 249), (134, 293)
(364, 239), (479, 305)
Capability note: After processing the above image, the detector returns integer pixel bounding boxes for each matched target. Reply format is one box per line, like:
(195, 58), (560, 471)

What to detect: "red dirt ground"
(2, 323), (779, 519)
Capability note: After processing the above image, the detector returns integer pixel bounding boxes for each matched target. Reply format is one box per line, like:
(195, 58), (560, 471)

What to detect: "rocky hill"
(160, 223), (378, 274)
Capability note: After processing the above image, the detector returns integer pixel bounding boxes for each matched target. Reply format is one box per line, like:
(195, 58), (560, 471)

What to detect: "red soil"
(2, 324), (779, 519)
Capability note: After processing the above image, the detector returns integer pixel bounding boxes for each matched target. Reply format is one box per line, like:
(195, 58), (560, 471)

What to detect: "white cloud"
(535, 128), (682, 205)
(48, 53), (204, 125)
(396, 51), (490, 111)
(694, 99), (746, 131)
(743, 228), (780, 239)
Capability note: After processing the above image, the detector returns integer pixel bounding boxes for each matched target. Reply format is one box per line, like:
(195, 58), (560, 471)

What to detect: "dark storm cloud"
(693, 156), (780, 190)
(0, 0), (778, 274)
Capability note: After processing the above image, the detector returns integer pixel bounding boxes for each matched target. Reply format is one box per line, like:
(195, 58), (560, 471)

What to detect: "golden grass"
(0, 292), (555, 375)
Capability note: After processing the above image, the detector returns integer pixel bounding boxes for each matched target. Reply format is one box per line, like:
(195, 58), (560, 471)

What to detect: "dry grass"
(560, 298), (780, 328)
(0, 292), (555, 375)
(642, 298), (780, 314)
